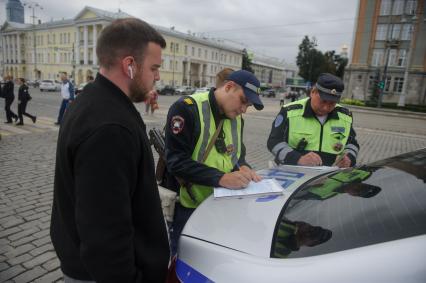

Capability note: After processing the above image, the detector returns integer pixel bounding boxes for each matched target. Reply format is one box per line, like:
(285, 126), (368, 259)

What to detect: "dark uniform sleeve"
(345, 125), (359, 166)
(236, 118), (250, 169)
(165, 98), (225, 187)
(267, 107), (302, 165)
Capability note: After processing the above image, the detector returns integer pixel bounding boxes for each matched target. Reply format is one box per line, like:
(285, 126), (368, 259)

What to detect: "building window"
(391, 24), (401, 40)
(175, 43), (179, 53)
(169, 59), (173, 70)
(393, 77), (404, 92)
(380, 0), (392, 15)
(191, 47), (195, 56)
(371, 49), (384, 66)
(388, 49), (397, 66)
(184, 45), (187, 55)
(204, 50), (207, 59)
(401, 24), (413, 40)
(198, 48), (201, 57)
(392, 0), (404, 15)
(397, 49), (406, 66)
(376, 24), (388, 40)
(170, 42), (174, 53)
(405, 0), (417, 15)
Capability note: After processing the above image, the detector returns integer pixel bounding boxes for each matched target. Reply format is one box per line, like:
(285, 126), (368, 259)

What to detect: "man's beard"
(128, 74), (150, 103)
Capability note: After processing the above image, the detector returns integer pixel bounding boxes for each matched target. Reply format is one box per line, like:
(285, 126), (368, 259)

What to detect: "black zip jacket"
(50, 74), (170, 283)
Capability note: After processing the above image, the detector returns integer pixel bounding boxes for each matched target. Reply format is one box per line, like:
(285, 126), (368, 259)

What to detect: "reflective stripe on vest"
(285, 98), (353, 155)
(179, 92), (242, 208)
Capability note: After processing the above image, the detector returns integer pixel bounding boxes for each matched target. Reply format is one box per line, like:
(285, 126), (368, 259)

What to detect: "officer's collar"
(209, 88), (227, 121)
(303, 98), (339, 120)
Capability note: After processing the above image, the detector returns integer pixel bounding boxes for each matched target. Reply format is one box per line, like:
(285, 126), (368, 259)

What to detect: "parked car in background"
(27, 80), (40, 88)
(194, 87), (211, 94)
(158, 85), (176, 95)
(174, 149), (426, 283)
(175, 86), (195, 95)
(261, 89), (276, 98)
(39, 80), (60, 92)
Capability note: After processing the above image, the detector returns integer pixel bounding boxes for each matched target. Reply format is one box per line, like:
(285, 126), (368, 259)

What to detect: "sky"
(0, 0), (359, 64)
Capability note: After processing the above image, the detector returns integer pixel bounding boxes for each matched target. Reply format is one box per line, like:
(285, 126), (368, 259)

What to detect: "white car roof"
(182, 165), (336, 258)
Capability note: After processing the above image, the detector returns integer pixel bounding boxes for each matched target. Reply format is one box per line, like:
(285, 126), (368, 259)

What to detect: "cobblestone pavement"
(1, 98), (426, 282)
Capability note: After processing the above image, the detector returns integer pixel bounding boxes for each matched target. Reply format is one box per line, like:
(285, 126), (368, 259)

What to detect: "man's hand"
(219, 170), (252, 189)
(297, 152), (323, 166)
(239, 165), (262, 182)
(334, 154), (351, 168)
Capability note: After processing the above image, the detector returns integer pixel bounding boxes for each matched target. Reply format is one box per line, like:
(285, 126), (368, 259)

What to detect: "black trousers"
(4, 97), (18, 122)
(18, 101), (36, 124)
(170, 202), (195, 255)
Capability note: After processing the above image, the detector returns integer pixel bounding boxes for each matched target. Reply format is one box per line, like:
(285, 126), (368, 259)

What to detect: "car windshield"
(271, 149), (426, 259)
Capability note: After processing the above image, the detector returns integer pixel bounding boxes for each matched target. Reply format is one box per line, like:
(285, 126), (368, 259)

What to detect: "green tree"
(297, 36), (349, 82)
(296, 36), (324, 82)
(242, 48), (254, 73)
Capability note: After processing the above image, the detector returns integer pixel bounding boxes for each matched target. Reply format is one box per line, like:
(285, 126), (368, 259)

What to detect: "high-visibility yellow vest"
(285, 98), (352, 155)
(180, 92), (242, 208)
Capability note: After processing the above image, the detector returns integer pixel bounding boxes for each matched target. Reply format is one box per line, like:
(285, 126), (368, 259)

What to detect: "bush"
(340, 98), (365, 106)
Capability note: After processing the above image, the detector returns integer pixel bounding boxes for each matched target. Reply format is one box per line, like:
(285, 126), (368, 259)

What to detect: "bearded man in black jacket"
(50, 18), (170, 283)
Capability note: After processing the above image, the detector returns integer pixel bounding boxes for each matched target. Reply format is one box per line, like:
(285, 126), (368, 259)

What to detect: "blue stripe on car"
(176, 258), (214, 283)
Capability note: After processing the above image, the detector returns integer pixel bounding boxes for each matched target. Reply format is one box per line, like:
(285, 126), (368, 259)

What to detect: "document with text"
(214, 178), (283, 199)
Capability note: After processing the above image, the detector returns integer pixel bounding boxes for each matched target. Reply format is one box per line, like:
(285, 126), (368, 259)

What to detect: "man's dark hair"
(97, 18), (166, 69)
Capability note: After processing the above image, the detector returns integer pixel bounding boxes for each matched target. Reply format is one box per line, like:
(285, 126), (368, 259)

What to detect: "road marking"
(0, 117), (58, 137)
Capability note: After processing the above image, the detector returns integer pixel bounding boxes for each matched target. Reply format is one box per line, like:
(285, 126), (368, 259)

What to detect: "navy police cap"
(227, 70), (264, 110)
(316, 73), (344, 102)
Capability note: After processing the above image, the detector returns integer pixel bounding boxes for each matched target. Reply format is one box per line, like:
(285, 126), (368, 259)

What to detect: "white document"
(214, 178), (283, 199)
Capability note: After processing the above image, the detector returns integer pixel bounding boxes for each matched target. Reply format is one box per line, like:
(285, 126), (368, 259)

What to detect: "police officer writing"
(165, 70), (264, 254)
(267, 73), (359, 168)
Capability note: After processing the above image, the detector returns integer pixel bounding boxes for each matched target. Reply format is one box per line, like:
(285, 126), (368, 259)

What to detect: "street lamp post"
(23, 1), (43, 80)
(397, 16), (417, 107)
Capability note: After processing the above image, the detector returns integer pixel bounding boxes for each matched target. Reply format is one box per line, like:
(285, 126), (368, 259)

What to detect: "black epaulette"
(335, 106), (352, 117)
(284, 104), (303, 111)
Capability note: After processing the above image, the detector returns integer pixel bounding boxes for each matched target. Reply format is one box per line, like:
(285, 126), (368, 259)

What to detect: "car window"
(271, 151), (426, 259)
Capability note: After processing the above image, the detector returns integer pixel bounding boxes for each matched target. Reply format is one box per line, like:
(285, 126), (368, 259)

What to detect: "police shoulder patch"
(274, 114), (284, 128)
(171, 115), (185, 134)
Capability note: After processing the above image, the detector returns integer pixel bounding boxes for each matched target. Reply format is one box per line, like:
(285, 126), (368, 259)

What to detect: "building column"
(17, 33), (21, 64)
(92, 24), (97, 66)
(83, 25), (88, 65)
(75, 26), (80, 65)
(1, 37), (5, 65)
(6, 35), (11, 64)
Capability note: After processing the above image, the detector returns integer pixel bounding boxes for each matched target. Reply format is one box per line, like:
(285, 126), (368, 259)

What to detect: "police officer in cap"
(165, 70), (264, 254)
(267, 73), (359, 167)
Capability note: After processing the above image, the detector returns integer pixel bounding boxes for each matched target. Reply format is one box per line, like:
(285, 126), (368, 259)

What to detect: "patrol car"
(175, 149), (426, 283)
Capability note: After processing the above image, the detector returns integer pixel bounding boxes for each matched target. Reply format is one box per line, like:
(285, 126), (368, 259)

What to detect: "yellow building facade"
(1, 6), (242, 87)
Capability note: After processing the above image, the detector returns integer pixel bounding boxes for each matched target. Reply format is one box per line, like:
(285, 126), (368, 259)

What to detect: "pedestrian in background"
(50, 18), (170, 283)
(55, 73), (74, 125)
(2, 75), (19, 124)
(145, 89), (159, 115)
(16, 78), (36, 125)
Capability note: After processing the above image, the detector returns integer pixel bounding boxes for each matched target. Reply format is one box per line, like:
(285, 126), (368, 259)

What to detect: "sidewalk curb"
(344, 104), (426, 120)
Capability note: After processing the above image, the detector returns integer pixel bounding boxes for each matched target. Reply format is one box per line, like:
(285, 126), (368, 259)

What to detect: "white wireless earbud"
(128, 65), (134, 79)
